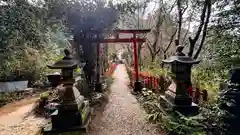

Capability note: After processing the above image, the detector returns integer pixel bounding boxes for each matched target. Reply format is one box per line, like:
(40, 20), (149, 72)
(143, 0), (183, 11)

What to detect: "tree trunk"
(161, 53), (167, 68)
(188, 0), (209, 57)
(177, 0), (182, 42)
(151, 54), (156, 63)
(193, 0), (211, 59)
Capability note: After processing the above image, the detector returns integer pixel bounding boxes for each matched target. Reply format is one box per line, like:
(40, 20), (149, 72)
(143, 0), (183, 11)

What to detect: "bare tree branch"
(193, 2), (208, 42)
(145, 0), (176, 62)
(162, 0), (177, 14)
(181, 2), (196, 45)
(177, 0), (182, 43)
(148, 2), (158, 28)
(146, 38), (154, 57)
(188, 0), (208, 57)
(148, 0), (176, 32)
(182, 21), (191, 45)
(193, 0), (211, 59)
(164, 29), (177, 53)
(155, 46), (162, 54)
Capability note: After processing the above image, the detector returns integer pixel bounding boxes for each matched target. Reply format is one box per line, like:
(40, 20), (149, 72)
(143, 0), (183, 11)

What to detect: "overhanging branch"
(188, 0), (209, 57)
(193, 0), (211, 59)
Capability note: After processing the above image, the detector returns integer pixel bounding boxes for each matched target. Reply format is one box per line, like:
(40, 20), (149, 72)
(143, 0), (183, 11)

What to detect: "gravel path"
(88, 64), (161, 135)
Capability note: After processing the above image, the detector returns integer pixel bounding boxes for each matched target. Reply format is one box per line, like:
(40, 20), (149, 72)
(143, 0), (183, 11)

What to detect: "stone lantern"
(160, 46), (200, 115)
(43, 49), (91, 134)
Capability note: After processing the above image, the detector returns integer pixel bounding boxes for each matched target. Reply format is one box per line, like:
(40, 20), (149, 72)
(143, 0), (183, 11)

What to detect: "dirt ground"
(0, 97), (46, 135)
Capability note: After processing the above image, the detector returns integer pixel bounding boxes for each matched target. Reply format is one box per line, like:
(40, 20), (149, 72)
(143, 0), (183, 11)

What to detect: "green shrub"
(40, 92), (50, 101)
(142, 65), (170, 77)
(0, 2), (65, 84)
(142, 66), (227, 102)
(0, 40), (63, 83)
(136, 89), (227, 135)
(191, 68), (227, 101)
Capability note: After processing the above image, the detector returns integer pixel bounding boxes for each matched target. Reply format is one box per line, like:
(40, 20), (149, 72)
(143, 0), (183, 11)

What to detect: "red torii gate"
(97, 29), (150, 92)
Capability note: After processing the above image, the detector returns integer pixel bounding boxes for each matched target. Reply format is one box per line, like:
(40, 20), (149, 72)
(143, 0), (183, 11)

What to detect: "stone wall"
(0, 81), (28, 92)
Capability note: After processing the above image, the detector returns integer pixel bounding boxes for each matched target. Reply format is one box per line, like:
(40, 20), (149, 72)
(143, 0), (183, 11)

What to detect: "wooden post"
(95, 42), (102, 92)
(146, 77), (149, 89)
(194, 88), (200, 104)
(202, 89), (208, 101)
(149, 76), (152, 89)
(132, 34), (141, 91)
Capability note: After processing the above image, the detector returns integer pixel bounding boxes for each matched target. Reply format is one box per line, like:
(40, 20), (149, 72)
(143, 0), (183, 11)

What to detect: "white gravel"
(88, 64), (162, 135)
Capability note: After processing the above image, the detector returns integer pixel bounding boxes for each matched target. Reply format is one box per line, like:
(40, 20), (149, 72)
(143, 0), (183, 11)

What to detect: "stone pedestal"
(160, 82), (199, 115)
(160, 93), (199, 115)
(43, 87), (92, 134)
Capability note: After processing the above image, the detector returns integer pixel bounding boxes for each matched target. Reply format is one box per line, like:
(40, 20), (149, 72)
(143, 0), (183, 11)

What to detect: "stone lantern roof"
(162, 56), (200, 64)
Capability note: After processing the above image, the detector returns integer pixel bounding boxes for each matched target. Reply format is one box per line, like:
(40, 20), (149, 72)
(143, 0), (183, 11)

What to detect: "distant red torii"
(99, 29), (151, 91)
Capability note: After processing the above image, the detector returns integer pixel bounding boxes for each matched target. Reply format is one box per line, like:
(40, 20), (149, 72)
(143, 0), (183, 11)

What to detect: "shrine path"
(88, 64), (161, 135)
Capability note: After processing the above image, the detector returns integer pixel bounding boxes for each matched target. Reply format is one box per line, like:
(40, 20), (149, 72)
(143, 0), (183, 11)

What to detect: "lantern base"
(95, 82), (102, 92)
(165, 90), (192, 106)
(160, 95), (199, 115)
(42, 86), (92, 134)
(42, 105), (92, 135)
(42, 111), (92, 135)
(134, 81), (142, 92)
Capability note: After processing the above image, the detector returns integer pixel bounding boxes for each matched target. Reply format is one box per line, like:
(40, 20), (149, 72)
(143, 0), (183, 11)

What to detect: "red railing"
(104, 62), (118, 77)
(126, 65), (168, 93)
(125, 64), (208, 104)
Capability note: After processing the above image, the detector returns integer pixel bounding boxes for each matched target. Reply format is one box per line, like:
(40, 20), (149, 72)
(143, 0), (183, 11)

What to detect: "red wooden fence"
(104, 62), (118, 77)
(125, 64), (208, 104)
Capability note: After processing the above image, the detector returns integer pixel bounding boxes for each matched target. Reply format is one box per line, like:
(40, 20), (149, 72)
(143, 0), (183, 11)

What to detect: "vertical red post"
(147, 76), (150, 89)
(132, 33), (141, 91)
(133, 34), (139, 82)
(150, 77), (153, 89)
